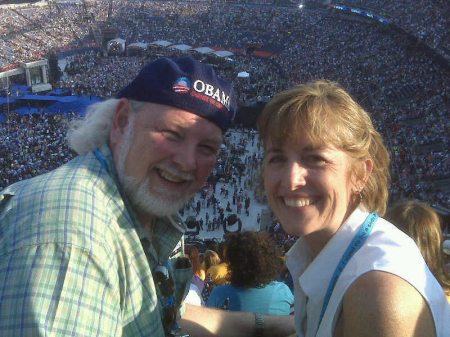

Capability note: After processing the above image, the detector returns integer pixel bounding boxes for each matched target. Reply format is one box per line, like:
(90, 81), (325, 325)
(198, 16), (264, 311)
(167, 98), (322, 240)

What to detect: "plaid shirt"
(0, 145), (191, 336)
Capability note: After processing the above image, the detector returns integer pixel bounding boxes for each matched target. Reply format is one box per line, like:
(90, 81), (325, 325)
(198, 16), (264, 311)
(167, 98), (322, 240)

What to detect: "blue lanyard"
(159, 260), (176, 308)
(157, 260), (181, 334)
(95, 149), (180, 333)
(94, 149), (110, 174)
(315, 213), (379, 336)
(95, 149), (179, 333)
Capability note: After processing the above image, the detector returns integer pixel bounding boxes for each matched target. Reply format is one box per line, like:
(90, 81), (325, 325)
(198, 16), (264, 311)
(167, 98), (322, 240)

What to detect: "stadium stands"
(0, 0), (449, 211)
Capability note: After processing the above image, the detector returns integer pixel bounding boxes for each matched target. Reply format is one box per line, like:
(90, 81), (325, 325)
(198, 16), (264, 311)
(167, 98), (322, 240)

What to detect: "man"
(0, 57), (294, 336)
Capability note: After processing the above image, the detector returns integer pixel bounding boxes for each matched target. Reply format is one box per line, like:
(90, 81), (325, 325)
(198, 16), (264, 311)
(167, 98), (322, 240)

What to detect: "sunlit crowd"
(0, 0), (449, 209)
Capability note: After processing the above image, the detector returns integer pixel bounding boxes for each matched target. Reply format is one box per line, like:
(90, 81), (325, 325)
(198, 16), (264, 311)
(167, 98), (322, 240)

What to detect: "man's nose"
(172, 144), (197, 171)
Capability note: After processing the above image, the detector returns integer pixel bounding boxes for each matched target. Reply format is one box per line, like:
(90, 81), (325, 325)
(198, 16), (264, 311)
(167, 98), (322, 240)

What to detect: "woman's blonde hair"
(385, 201), (450, 295)
(203, 250), (221, 272)
(257, 80), (390, 215)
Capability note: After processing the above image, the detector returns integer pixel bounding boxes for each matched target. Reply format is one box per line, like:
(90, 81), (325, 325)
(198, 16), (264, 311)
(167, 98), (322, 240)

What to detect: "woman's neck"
(304, 205), (358, 258)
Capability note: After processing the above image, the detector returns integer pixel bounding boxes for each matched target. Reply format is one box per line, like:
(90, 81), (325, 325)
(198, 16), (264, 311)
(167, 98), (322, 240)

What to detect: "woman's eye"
(307, 155), (326, 164)
(267, 155), (284, 164)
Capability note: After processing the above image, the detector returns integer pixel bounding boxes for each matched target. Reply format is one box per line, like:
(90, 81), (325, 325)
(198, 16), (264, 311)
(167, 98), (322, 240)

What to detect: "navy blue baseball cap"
(116, 56), (237, 133)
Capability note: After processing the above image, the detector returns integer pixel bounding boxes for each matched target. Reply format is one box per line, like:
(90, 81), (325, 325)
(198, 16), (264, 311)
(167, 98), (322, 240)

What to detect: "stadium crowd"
(0, 1), (450, 205)
(1, 0), (449, 210)
(323, 0), (449, 53)
(1, 4), (450, 334)
(0, 3), (90, 67)
(0, 113), (73, 191)
(1, 0), (449, 66)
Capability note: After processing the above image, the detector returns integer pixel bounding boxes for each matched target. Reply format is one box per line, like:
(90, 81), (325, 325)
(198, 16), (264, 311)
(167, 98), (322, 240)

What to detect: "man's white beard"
(115, 116), (192, 217)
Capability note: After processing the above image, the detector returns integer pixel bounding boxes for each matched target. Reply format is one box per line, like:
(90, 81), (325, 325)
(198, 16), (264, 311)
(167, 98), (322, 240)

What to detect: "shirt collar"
(96, 144), (143, 234)
(286, 237), (313, 285)
(144, 214), (186, 264)
(294, 207), (369, 304)
(97, 144), (120, 182)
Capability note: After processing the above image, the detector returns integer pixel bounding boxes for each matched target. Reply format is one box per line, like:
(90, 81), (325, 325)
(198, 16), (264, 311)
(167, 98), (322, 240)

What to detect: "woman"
(205, 241), (230, 286)
(385, 200), (450, 304)
(185, 245), (205, 292)
(202, 249), (221, 273)
(257, 80), (450, 336)
(206, 231), (294, 315)
(201, 249), (223, 303)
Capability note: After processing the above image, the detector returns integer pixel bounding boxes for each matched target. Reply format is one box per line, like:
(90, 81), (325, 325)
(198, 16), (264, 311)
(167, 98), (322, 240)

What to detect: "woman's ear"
(351, 158), (373, 194)
(361, 158), (374, 188)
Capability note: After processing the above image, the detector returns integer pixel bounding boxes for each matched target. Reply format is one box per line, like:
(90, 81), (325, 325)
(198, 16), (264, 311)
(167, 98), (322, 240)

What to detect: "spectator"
(202, 249), (221, 273)
(278, 240), (295, 294)
(206, 241), (231, 286)
(185, 245), (205, 292)
(385, 200), (450, 304)
(207, 231), (294, 315)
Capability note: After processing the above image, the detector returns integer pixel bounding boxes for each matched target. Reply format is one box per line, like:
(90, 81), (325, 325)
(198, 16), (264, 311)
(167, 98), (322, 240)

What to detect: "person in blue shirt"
(207, 231), (294, 315)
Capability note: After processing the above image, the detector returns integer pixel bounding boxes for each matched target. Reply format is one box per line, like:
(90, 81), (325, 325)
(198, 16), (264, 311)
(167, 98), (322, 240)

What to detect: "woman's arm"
(180, 304), (296, 337)
(339, 271), (436, 337)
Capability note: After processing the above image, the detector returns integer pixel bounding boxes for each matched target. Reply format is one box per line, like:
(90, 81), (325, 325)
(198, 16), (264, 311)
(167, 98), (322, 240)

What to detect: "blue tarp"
(10, 84), (31, 96)
(18, 95), (80, 102)
(45, 96), (103, 115)
(46, 89), (69, 96)
(0, 83), (28, 104)
(0, 93), (103, 123)
(0, 97), (16, 104)
(15, 107), (41, 115)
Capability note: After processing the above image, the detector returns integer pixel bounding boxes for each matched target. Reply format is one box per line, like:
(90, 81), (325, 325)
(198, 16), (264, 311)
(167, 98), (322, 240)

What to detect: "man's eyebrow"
(212, 137), (224, 144)
(168, 119), (188, 129)
(203, 137), (223, 146)
(169, 118), (223, 145)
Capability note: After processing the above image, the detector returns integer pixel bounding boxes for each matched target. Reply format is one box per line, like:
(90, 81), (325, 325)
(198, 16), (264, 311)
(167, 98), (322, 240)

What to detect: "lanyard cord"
(94, 149), (110, 174)
(142, 238), (180, 336)
(315, 213), (379, 336)
(158, 260), (176, 308)
(94, 150), (180, 335)
(95, 149), (177, 313)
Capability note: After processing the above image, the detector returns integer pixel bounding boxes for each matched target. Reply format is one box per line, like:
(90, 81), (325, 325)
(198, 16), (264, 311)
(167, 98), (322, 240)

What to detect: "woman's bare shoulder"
(339, 270), (436, 337)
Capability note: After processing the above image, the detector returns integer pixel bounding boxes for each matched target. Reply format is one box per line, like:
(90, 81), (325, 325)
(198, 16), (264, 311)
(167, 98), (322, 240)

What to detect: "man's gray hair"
(67, 99), (145, 155)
